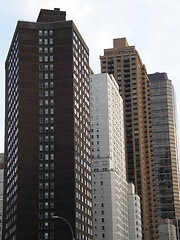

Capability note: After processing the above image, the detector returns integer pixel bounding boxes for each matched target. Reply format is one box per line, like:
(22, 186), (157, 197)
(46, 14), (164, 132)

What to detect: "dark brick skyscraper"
(3, 9), (93, 240)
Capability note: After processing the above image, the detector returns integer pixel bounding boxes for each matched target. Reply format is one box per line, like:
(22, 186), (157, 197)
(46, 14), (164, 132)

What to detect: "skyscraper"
(148, 72), (180, 234)
(100, 38), (158, 239)
(90, 73), (129, 240)
(3, 9), (92, 240)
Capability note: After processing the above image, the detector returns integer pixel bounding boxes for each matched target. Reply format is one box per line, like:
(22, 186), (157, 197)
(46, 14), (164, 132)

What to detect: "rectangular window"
(44, 65), (48, 71)
(45, 73), (48, 80)
(50, 154), (54, 160)
(50, 117), (54, 124)
(44, 30), (48, 36)
(50, 82), (54, 88)
(50, 56), (53, 62)
(39, 65), (43, 70)
(39, 30), (43, 36)
(39, 47), (43, 53)
(39, 56), (43, 62)
(50, 73), (54, 79)
(50, 90), (54, 97)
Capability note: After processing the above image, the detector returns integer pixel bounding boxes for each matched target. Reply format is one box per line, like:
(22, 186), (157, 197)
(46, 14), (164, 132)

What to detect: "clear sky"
(1, 0), (180, 153)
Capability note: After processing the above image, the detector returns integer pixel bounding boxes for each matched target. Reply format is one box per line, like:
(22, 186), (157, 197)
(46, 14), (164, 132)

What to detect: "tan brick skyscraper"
(100, 38), (158, 239)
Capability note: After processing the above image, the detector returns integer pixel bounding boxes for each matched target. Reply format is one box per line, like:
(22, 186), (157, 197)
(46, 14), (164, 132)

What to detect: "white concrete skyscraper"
(90, 73), (128, 240)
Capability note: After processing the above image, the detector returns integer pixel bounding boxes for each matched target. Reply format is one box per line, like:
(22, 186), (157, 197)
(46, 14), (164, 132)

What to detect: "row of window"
(38, 32), (55, 239)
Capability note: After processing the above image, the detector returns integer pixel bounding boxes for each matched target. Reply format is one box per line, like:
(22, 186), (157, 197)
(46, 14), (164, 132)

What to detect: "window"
(39, 145), (43, 151)
(50, 56), (53, 62)
(45, 100), (49, 106)
(49, 39), (53, 45)
(44, 65), (48, 71)
(50, 117), (54, 124)
(39, 91), (43, 97)
(45, 202), (49, 209)
(39, 30), (43, 36)
(50, 82), (54, 88)
(45, 145), (49, 151)
(39, 64), (43, 70)
(39, 82), (43, 88)
(44, 233), (48, 240)
(45, 164), (49, 170)
(39, 47), (43, 54)
(45, 136), (49, 142)
(50, 90), (54, 97)
(50, 73), (54, 79)
(39, 164), (43, 170)
(45, 127), (49, 133)
(45, 192), (49, 199)
(39, 118), (43, 123)
(39, 39), (43, 45)
(45, 73), (48, 80)
(44, 47), (48, 53)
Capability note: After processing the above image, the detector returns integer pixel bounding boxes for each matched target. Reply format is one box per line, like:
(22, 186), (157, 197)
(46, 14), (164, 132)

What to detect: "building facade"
(0, 154), (4, 240)
(128, 183), (142, 240)
(100, 38), (158, 239)
(158, 219), (177, 240)
(3, 9), (92, 240)
(90, 73), (129, 240)
(149, 72), (180, 235)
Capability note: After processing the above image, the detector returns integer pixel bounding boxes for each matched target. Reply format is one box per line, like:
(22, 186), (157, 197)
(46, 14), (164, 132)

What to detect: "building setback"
(3, 9), (93, 240)
(90, 73), (129, 240)
(148, 72), (180, 235)
(100, 38), (158, 239)
(128, 183), (142, 240)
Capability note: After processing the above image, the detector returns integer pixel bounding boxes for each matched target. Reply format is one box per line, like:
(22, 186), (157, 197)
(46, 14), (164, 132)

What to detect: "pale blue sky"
(1, 0), (180, 152)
